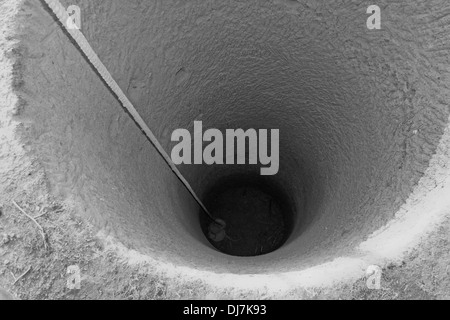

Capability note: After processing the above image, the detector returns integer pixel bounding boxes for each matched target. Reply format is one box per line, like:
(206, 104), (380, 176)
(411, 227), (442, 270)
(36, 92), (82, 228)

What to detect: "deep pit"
(200, 174), (295, 256)
(3, 0), (450, 286)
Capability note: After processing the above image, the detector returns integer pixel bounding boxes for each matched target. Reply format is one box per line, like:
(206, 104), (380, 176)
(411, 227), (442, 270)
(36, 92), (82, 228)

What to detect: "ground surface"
(0, 162), (174, 300)
(0, 0), (449, 300)
(0, 160), (449, 300)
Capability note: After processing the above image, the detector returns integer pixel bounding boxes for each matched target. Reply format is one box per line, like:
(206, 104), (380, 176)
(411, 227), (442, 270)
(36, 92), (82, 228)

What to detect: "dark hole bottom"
(199, 175), (294, 257)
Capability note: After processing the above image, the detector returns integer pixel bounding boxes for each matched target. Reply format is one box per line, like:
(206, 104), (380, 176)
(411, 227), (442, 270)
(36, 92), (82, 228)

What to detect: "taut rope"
(42, 0), (215, 221)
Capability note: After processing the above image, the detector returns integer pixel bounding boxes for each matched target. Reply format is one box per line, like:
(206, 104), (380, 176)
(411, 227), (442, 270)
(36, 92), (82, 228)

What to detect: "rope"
(42, 0), (215, 221)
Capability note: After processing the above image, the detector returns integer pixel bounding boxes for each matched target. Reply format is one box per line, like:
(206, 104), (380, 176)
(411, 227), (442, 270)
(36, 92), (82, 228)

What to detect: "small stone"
(208, 229), (226, 242)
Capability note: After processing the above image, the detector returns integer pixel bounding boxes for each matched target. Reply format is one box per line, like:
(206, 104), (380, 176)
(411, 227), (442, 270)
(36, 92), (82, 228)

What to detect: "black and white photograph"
(0, 0), (449, 304)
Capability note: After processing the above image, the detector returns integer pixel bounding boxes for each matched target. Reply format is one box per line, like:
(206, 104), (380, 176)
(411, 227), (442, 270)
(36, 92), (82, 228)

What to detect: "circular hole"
(199, 174), (295, 257)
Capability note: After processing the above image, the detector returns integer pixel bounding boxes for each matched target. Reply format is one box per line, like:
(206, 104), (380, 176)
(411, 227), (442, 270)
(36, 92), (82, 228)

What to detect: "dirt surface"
(335, 216), (450, 300)
(0, 158), (449, 300)
(0, 162), (172, 300)
(1, 0), (449, 300)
